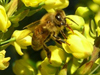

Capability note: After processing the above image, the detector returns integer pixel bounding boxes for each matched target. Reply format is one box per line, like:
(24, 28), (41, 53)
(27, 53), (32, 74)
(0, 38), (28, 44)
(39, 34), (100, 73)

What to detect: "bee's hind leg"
(43, 44), (51, 63)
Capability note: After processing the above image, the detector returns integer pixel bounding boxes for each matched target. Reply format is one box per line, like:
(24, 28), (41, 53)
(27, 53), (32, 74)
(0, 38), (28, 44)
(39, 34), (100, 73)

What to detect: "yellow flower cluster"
(75, 2), (100, 43)
(1, 0), (100, 75)
(21, 0), (69, 12)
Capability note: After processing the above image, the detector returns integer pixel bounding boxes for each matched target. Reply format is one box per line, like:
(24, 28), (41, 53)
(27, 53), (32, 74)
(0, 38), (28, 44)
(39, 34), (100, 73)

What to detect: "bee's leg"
(60, 30), (67, 39)
(52, 32), (70, 45)
(43, 44), (51, 63)
(53, 35), (66, 44)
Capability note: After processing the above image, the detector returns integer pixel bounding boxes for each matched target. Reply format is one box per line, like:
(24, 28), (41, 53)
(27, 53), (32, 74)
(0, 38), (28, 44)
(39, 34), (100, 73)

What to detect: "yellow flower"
(75, 61), (94, 75)
(13, 59), (35, 75)
(94, 13), (100, 37)
(0, 50), (11, 70)
(95, 13), (100, 26)
(58, 68), (67, 75)
(75, 6), (92, 21)
(21, 0), (45, 7)
(66, 15), (85, 31)
(66, 57), (81, 74)
(95, 57), (100, 64)
(11, 30), (32, 55)
(93, 0), (100, 5)
(96, 27), (100, 37)
(43, 46), (66, 67)
(40, 49), (46, 59)
(0, 5), (11, 32)
(43, 0), (69, 12)
(40, 58), (58, 74)
(21, 0), (69, 12)
(84, 23), (94, 44)
(62, 30), (93, 59)
(87, 1), (100, 13)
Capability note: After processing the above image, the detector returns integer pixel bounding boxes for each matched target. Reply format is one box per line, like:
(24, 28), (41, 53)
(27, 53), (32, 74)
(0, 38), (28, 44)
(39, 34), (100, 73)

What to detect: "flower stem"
(0, 37), (16, 46)
(7, 0), (18, 17)
(89, 64), (100, 75)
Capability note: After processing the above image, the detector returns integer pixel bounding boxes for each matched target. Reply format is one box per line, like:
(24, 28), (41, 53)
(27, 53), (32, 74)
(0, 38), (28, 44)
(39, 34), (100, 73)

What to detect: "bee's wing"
(23, 20), (40, 31)
(17, 20), (40, 40)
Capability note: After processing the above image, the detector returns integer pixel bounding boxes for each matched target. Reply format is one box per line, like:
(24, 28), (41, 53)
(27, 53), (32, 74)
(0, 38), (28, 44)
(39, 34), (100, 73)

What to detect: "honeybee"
(24, 10), (77, 61)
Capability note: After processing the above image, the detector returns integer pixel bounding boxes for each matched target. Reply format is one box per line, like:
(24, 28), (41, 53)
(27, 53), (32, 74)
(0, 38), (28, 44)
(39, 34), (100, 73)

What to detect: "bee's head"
(54, 10), (66, 27)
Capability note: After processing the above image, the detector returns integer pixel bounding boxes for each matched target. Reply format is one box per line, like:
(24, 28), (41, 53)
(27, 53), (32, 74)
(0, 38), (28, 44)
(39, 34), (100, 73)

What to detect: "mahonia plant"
(0, 0), (100, 75)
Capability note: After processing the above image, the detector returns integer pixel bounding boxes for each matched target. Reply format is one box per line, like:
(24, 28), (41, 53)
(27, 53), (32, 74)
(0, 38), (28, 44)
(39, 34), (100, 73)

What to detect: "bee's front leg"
(60, 30), (67, 39)
(51, 32), (67, 44)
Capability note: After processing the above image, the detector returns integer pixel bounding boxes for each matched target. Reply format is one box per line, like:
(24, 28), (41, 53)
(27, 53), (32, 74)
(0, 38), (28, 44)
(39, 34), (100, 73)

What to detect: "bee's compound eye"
(55, 13), (62, 21)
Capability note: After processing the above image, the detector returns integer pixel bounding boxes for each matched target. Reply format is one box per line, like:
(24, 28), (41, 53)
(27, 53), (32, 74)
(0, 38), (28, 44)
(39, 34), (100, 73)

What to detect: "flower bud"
(0, 5), (11, 32)
(40, 50), (46, 59)
(58, 68), (67, 75)
(70, 57), (81, 74)
(0, 50), (11, 70)
(44, 46), (66, 67)
(44, 0), (69, 12)
(21, 0), (45, 7)
(93, 0), (100, 5)
(58, 63), (67, 75)
(94, 13), (100, 37)
(21, 0), (69, 12)
(66, 15), (85, 31)
(40, 58), (58, 74)
(11, 30), (32, 55)
(62, 30), (93, 59)
(74, 61), (93, 75)
(13, 59), (35, 75)
(95, 14), (100, 26)
(75, 6), (92, 21)
(88, 1), (100, 13)
(95, 58), (100, 64)
(84, 23), (95, 44)
(96, 26), (100, 37)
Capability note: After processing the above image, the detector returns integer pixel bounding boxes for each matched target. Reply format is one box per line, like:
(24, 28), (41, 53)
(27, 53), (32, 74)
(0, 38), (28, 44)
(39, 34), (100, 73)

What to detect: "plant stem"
(0, 37), (16, 46)
(89, 64), (100, 75)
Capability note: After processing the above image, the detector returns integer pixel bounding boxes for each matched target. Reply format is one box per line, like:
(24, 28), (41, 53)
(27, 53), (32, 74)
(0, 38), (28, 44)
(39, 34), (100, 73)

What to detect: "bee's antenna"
(66, 17), (79, 26)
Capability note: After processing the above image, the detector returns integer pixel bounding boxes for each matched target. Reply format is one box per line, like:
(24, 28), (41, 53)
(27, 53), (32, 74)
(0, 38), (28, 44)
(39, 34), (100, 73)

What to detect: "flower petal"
(13, 42), (24, 55)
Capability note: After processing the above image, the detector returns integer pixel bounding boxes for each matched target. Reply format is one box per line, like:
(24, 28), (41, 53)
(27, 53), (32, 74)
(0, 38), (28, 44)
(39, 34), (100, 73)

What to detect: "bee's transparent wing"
(18, 20), (40, 40)
(23, 20), (40, 31)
